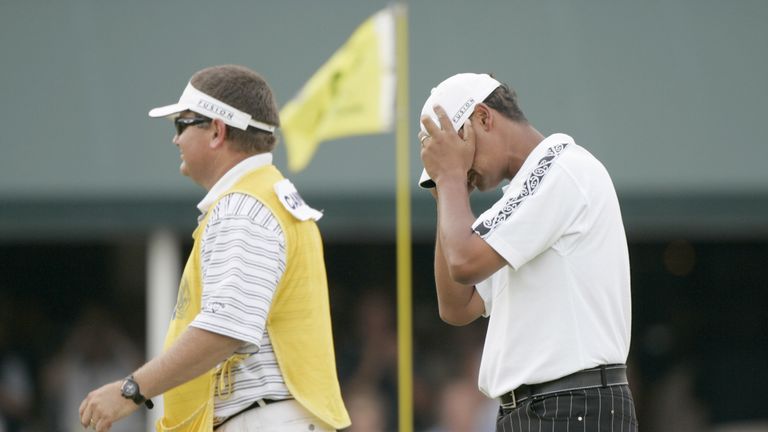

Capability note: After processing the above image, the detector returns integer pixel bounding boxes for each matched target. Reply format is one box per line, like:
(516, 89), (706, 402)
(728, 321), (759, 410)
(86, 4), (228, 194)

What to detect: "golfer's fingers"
(432, 105), (455, 134)
(417, 130), (430, 146)
(96, 419), (112, 432)
(79, 401), (92, 427)
(420, 113), (441, 138)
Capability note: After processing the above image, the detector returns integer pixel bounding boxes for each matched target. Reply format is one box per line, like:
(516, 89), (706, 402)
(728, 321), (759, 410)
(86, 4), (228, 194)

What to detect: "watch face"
(122, 380), (137, 397)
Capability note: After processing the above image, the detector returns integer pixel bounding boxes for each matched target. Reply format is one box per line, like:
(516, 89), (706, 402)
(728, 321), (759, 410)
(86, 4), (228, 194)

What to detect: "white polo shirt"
(472, 133), (631, 399)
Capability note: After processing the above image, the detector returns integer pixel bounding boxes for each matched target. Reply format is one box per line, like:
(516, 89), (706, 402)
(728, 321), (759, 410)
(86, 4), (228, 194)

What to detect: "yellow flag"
(280, 8), (396, 172)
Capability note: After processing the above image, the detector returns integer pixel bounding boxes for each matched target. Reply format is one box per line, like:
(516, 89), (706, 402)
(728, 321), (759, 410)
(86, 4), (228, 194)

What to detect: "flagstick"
(394, 3), (413, 432)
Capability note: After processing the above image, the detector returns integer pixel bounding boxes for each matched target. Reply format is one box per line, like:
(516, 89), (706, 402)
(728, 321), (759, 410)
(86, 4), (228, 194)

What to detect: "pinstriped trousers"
(496, 385), (638, 432)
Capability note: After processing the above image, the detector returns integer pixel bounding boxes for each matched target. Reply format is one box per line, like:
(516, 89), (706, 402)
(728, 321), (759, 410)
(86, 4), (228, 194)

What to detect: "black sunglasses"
(174, 116), (211, 135)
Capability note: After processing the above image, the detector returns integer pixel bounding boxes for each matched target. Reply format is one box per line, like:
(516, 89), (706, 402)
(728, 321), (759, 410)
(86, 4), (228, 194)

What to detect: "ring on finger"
(419, 134), (430, 145)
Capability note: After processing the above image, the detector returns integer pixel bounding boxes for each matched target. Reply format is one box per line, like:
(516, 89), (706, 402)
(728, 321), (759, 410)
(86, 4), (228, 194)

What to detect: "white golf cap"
(148, 82), (276, 133)
(418, 73), (501, 188)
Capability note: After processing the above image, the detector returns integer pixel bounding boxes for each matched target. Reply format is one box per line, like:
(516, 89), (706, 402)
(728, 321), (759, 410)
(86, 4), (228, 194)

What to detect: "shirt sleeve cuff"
(189, 315), (264, 348)
(485, 234), (525, 271)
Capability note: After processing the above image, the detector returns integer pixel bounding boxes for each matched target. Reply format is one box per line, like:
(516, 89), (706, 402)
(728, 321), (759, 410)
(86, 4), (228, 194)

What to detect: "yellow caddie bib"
(157, 164), (350, 431)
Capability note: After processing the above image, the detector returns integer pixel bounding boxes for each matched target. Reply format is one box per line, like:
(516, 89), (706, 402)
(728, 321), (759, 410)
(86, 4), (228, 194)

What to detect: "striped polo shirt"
(189, 153), (291, 421)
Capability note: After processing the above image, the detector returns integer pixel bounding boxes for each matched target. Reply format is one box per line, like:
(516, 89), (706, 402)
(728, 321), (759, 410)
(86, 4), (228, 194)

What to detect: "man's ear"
(210, 119), (227, 148)
(474, 103), (492, 130)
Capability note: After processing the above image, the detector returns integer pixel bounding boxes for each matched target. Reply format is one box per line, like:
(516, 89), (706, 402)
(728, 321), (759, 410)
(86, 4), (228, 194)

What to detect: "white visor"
(148, 82), (276, 133)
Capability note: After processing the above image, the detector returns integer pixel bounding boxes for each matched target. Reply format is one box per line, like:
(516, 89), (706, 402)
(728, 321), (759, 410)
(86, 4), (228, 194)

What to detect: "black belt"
(500, 364), (628, 409)
(213, 398), (291, 429)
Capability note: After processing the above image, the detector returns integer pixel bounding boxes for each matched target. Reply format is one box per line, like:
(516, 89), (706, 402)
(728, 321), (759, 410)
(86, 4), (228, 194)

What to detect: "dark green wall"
(2, 0), (767, 239)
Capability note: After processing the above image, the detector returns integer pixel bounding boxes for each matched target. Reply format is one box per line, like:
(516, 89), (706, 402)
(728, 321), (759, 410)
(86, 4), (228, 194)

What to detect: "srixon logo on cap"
(197, 100), (235, 120)
(453, 98), (475, 124)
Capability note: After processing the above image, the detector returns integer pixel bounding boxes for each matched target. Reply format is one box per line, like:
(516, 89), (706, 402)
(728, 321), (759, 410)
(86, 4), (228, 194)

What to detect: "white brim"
(419, 169), (435, 189)
(148, 103), (187, 118)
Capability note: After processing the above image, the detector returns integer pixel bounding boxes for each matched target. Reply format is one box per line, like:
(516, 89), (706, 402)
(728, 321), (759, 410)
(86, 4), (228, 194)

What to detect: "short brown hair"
(191, 65), (280, 154)
(483, 83), (527, 123)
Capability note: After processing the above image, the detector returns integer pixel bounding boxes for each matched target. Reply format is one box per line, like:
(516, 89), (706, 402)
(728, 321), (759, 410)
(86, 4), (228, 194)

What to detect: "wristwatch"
(120, 375), (154, 409)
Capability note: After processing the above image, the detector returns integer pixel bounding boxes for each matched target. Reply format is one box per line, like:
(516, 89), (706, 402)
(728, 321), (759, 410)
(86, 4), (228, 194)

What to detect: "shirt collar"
(197, 153), (273, 213)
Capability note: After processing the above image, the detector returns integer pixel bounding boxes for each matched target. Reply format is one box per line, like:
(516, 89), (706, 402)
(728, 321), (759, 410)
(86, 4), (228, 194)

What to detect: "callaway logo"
(274, 179), (323, 221)
(197, 100), (235, 120)
(453, 98), (475, 124)
(283, 190), (307, 210)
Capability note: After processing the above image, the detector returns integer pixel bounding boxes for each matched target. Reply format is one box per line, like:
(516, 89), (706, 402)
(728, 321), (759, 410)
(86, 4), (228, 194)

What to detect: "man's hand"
(79, 381), (138, 432)
(419, 105), (475, 188)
